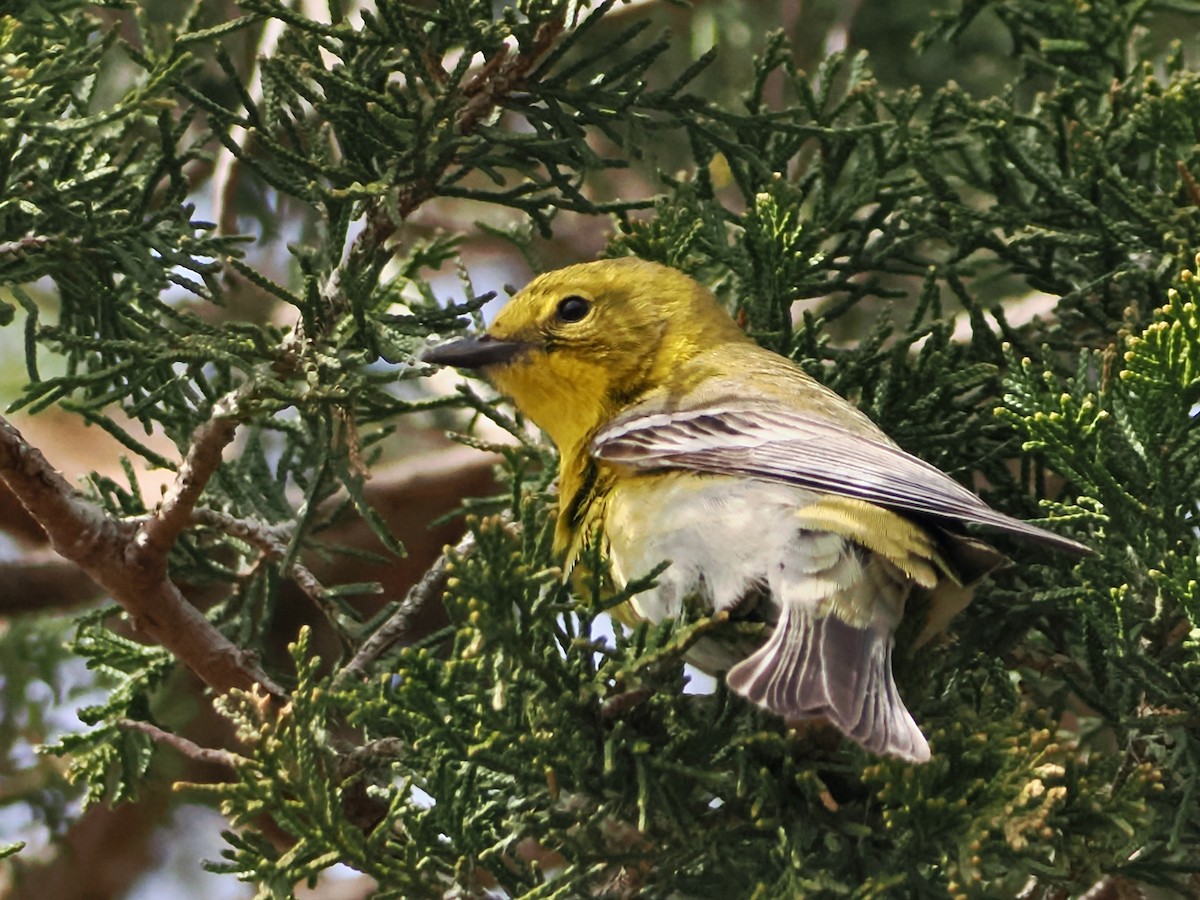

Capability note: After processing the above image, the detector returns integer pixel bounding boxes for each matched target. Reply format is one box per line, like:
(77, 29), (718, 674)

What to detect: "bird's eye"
(556, 295), (591, 323)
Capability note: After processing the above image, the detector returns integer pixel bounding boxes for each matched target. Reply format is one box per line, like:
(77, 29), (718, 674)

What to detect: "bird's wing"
(591, 405), (1090, 556)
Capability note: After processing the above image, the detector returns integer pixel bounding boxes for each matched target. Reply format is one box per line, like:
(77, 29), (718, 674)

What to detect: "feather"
(726, 602), (930, 762)
(593, 405), (1090, 556)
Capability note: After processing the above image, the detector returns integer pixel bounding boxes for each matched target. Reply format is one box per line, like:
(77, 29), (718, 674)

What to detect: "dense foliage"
(1, 0), (1199, 896)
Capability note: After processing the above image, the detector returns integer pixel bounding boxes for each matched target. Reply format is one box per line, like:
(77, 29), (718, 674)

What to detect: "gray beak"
(422, 335), (525, 369)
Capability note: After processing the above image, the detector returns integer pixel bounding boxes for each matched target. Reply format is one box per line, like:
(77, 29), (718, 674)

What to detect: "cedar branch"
(0, 413), (284, 698)
(117, 719), (249, 769)
(129, 387), (245, 572)
(192, 508), (327, 602)
(333, 529), (476, 688)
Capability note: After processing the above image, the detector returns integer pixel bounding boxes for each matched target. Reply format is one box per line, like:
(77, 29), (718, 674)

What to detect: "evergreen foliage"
(2, 0), (1199, 896)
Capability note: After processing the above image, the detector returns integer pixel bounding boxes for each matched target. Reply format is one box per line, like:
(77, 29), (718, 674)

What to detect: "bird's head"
(424, 258), (746, 454)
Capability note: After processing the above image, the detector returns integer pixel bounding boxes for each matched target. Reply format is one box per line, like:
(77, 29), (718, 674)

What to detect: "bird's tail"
(725, 605), (930, 763)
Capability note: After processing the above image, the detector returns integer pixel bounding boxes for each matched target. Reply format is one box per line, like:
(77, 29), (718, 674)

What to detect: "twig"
(317, 11), (567, 316)
(333, 530), (476, 689)
(457, 17), (566, 134)
(117, 719), (249, 769)
(0, 413), (285, 698)
(0, 234), (51, 259)
(130, 387), (246, 571)
(601, 688), (653, 720)
(191, 508), (327, 602)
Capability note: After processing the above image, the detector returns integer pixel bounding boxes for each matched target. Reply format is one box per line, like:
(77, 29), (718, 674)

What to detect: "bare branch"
(0, 234), (51, 259)
(333, 530), (476, 689)
(117, 719), (249, 769)
(192, 508), (327, 602)
(129, 388), (245, 573)
(0, 413), (285, 698)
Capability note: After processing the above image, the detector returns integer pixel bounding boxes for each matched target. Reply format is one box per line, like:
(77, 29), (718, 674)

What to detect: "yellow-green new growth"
(425, 257), (1088, 762)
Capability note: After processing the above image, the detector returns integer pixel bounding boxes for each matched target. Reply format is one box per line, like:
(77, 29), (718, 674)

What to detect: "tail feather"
(726, 606), (930, 763)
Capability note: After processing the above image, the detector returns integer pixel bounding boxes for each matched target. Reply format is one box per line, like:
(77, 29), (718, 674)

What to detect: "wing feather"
(592, 406), (1090, 556)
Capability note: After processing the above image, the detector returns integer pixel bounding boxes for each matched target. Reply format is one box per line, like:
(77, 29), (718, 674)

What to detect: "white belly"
(599, 472), (928, 761)
(604, 475), (866, 625)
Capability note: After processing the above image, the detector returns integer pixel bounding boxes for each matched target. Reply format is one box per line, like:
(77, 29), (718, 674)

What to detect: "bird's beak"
(421, 334), (526, 369)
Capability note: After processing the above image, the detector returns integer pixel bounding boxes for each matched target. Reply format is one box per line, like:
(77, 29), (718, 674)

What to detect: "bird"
(422, 257), (1089, 762)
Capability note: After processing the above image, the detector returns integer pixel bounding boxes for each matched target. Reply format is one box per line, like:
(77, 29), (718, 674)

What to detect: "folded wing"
(592, 405), (1089, 556)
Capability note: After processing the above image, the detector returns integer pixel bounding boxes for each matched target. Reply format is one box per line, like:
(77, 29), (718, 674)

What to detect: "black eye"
(556, 295), (591, 323)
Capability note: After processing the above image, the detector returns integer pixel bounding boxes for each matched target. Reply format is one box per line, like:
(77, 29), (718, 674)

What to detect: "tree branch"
(0, 413), (284, 698)
(129, 387), (245, 572)
(326, 11), (567, 308)
(192, 507), (327, 602)
(333, 529), (476, 689)
(117, 719), (249, 769)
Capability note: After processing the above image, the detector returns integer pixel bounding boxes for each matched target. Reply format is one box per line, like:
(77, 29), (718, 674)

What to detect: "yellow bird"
(423, 257), (1088, 762)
